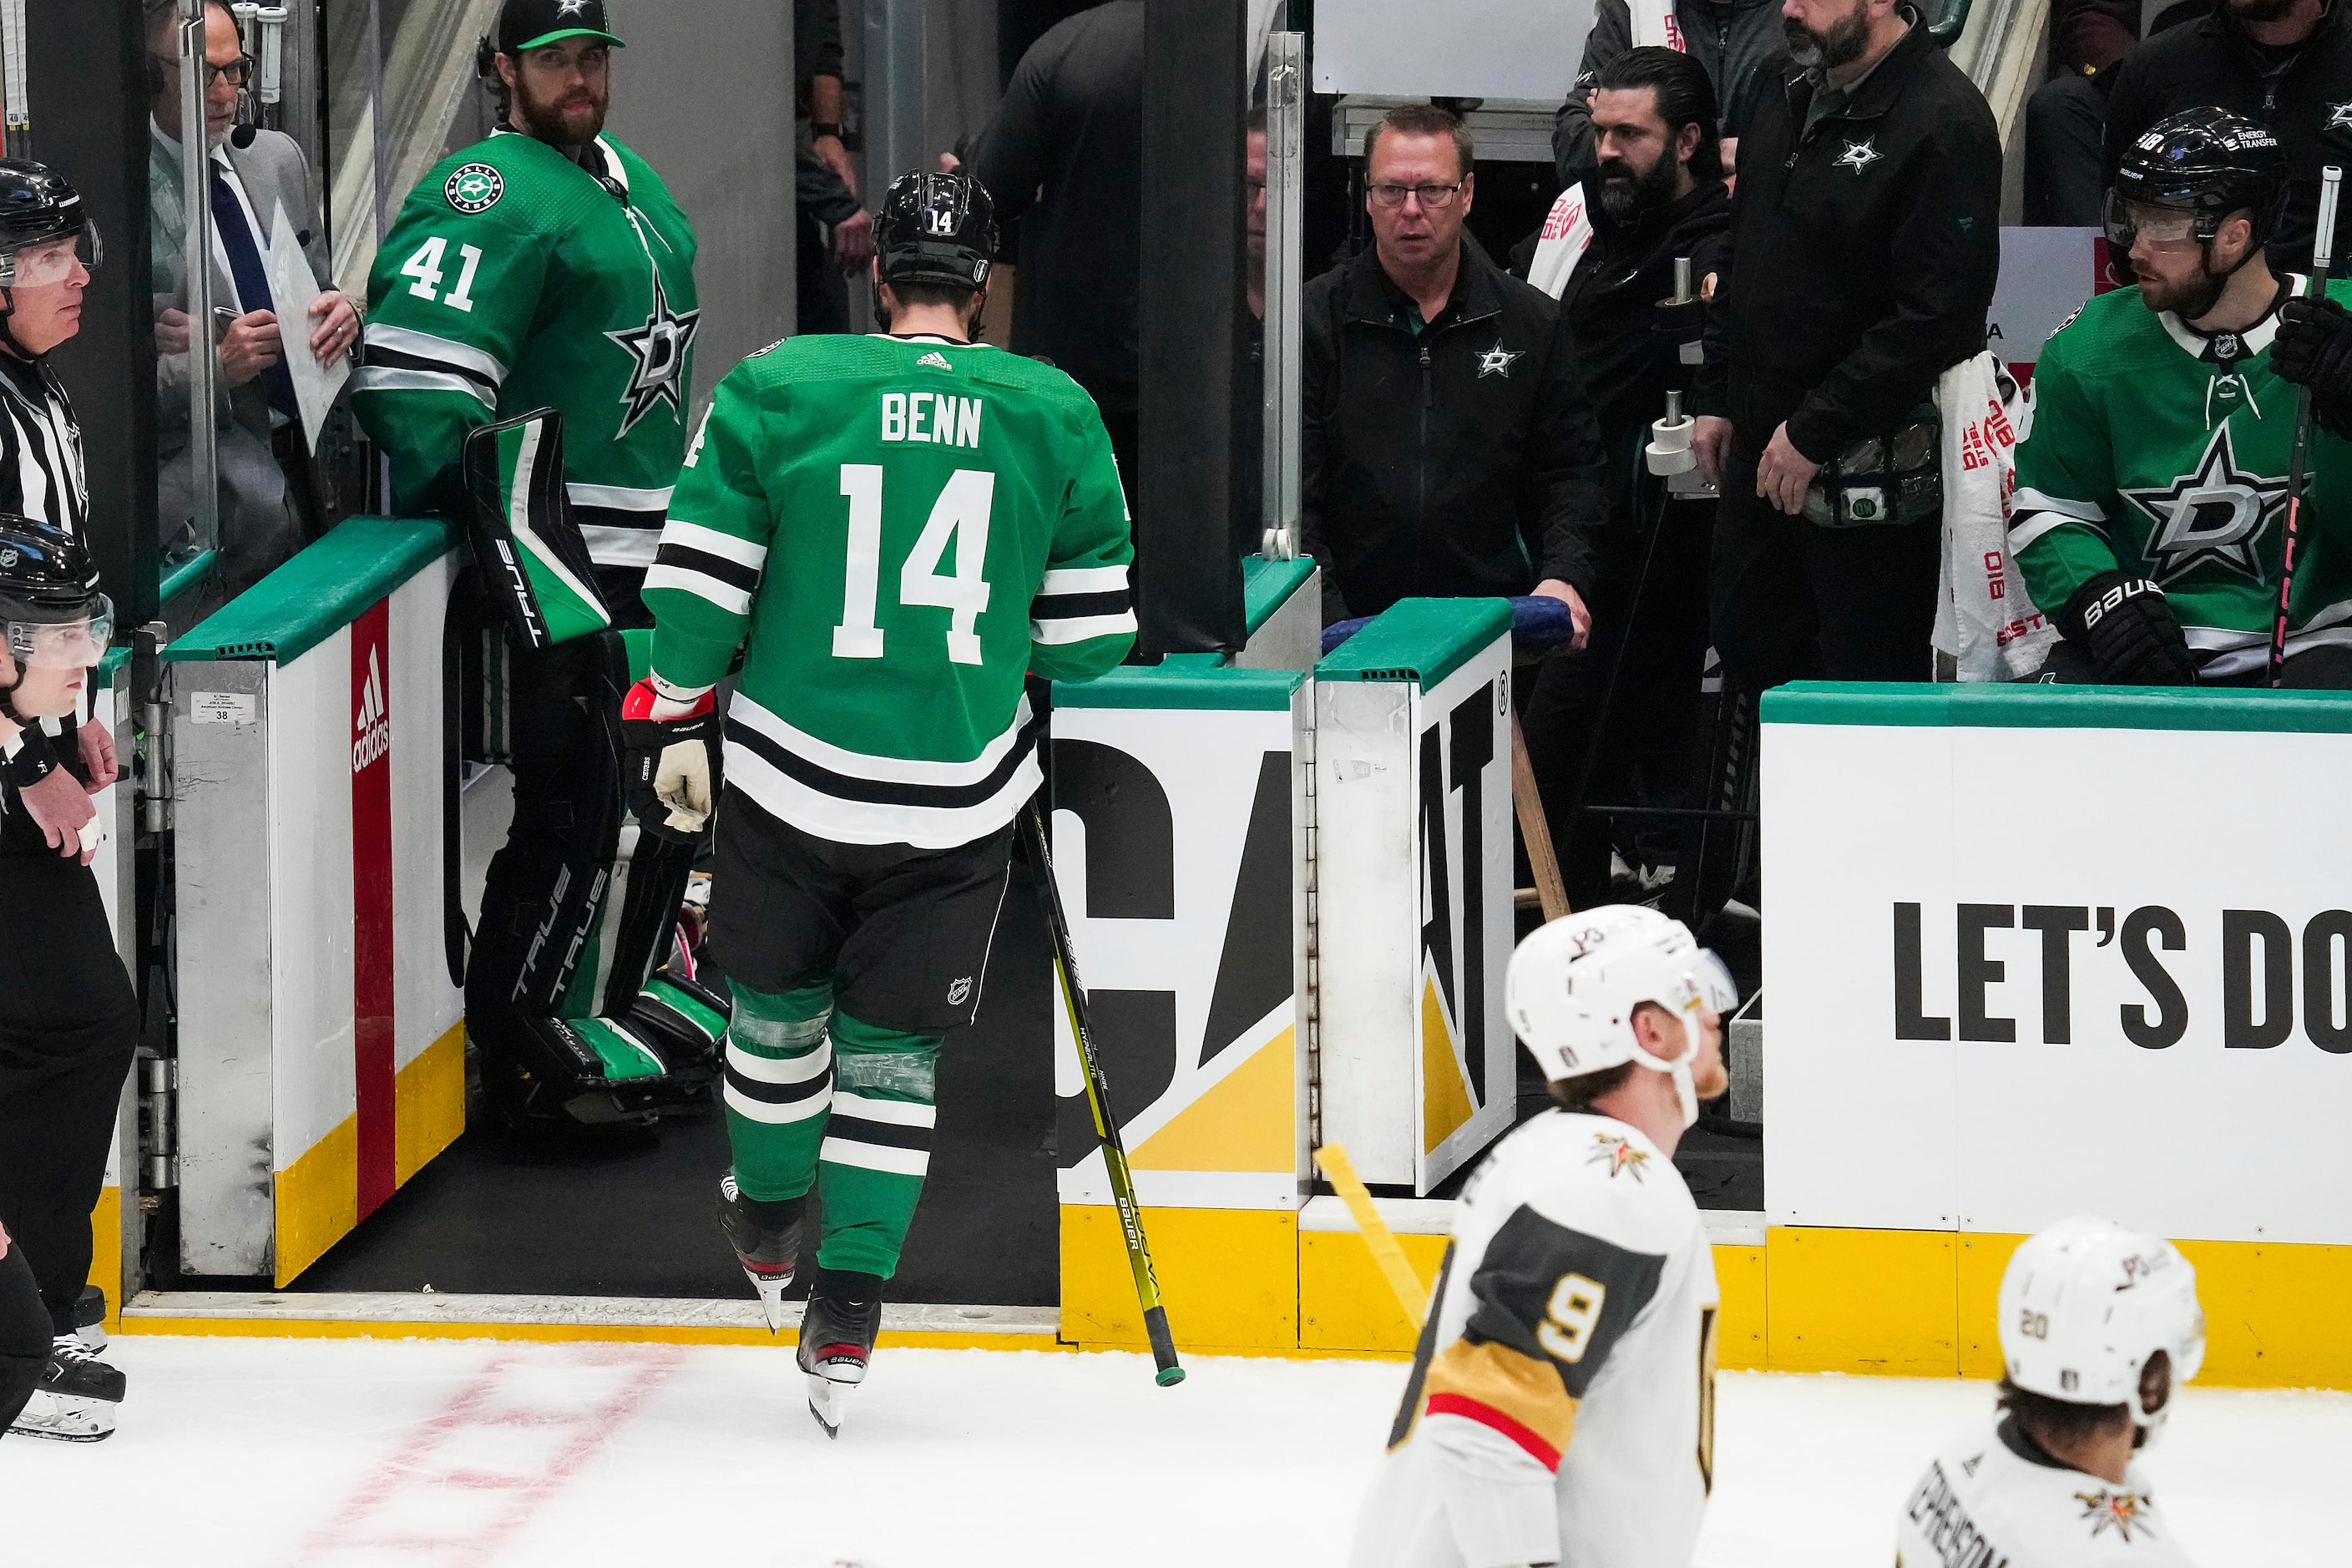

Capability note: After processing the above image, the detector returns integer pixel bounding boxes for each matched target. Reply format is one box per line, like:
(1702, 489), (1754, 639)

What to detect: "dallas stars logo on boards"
(605, 269), (701, 438)
(1835, 138), (1882, 174)
(2076, 1490), (2153, 1542)
(1476, 342), (1522, 378)
(1587, 1132), (1649, 1181)
(2119, 422), (2289, 584)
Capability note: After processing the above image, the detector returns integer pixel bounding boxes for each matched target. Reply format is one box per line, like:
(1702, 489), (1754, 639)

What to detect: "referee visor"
(6, 595), (113, 670)
(0, 225), (101, 289)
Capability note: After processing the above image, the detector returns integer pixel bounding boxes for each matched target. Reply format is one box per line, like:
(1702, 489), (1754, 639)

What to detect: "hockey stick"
(2272, 164), (2344, 687)
(1020, 798), (1185, 1386)
(1313, 1143), (1430, 1330)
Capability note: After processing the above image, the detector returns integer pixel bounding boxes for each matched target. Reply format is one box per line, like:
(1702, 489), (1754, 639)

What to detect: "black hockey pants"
(0, 853), (138, 1336)
(1708, 451), (1942, 690)
(0, 1232), (45, 1431)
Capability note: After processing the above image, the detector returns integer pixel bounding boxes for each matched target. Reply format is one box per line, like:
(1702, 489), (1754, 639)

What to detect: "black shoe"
(10, 1336), (124, 1442)
(798, 1269), (884, 1438)
(716, 1173), (806, 1333)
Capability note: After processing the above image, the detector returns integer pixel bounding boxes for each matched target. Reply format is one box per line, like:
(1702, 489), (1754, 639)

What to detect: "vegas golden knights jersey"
(1352, 1111), (1719, 1568)
(1896, 1415), (2198, 1568)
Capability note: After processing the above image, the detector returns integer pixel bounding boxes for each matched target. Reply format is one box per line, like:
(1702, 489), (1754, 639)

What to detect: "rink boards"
(163, 519), (466, 1287)
(1761, 681), (2352, 1388)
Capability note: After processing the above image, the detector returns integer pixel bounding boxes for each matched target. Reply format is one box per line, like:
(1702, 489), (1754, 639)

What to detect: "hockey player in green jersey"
(352, 0), (728, 1133)
(2012, 108), (2352, 686)
(625, 170), (1136, 1434)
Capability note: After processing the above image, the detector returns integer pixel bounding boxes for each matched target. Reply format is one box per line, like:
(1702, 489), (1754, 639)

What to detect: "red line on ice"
(292, 1347), (680, 1565)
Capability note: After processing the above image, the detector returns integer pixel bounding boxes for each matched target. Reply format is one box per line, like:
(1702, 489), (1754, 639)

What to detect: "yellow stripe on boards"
(1420, 976), (1476, 1156)
(1130, 1028), (1295, 1173)
(395, 1022), (467, 1186)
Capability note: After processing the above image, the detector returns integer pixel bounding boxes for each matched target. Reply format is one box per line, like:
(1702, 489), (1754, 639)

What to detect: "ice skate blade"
(10, 1391), (117, 1442)
(740, 1264), (793, 1334)
(806, 1372), (849, 1439)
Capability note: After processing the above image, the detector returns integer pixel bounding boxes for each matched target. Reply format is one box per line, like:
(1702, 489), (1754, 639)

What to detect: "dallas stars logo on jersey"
(2008, 281), (2352, 670)
(605, 269), (701, 438)
(2120, 422), (2288, 584)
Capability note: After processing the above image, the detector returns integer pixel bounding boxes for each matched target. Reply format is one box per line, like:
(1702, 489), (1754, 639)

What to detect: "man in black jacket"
(1303, 104), (1609, 630)
(2104, 0), (2352, 271)
(1553, 0), (1788, 190)
(1692, 0), (2000, 689)
(1525, 48), (1733, 908)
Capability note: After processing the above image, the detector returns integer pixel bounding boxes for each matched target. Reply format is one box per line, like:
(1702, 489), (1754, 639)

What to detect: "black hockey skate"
(797, 1269), (883, 1439)
(10, 1335), (125, 1442)
(716, 1174), (806, 1334)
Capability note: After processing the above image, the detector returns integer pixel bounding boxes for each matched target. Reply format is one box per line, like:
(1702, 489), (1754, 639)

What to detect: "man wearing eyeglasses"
(1302, 104), (1608, 636)
(144, 0), (356, 620)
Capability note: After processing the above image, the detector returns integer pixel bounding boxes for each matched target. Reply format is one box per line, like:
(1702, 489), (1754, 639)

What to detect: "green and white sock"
(816, 1010), (940, 1280)
(721, 979), (834, 1201)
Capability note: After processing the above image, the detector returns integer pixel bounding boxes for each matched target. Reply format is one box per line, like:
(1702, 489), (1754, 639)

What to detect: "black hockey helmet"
(2108, 108), (2287, 250)
(878, 171), (999, 293)
(0, 159), (99, 288)
(0, 516), (110, 682)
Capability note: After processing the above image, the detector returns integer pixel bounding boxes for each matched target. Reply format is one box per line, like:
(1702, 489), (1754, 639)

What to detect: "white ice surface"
(6, 1336), (2346, 1565)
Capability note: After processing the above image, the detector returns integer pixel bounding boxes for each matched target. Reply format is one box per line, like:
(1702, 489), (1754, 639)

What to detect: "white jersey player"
(1353, 906), (1738, 1568)
(1895, 1216), (2208, 1568)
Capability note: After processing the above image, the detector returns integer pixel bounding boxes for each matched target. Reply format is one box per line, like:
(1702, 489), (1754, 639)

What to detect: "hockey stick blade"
(1023, 799), (1186, 1387)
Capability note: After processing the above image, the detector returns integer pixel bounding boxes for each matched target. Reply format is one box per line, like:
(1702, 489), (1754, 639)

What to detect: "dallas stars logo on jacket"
(2120, 422), (2288, 584)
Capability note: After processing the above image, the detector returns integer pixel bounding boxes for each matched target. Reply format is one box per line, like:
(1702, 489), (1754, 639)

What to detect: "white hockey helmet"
(1504, 904), (1737, 1128)
(1999, 1216), (2207, 1439)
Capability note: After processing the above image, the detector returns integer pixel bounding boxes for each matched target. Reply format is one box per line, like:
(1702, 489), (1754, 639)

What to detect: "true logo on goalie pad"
(445, 163), (504, 215)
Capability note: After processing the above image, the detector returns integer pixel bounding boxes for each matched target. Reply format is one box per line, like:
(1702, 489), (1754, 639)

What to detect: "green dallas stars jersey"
(2011, 277), (2352, 677)
(646, 333), (1136, 850)
(352, 129), (698, 574)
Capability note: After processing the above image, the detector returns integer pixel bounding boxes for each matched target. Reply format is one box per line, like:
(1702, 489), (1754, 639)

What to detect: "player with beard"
(2102, 0), (2352, 271)
(1351, 906), (1737, 1568)
(2011, 109), (2352, 686)
(1690, 0), (1998, 694)
(1522, 47), (1731, 910)
(352, 0), (731, 1134)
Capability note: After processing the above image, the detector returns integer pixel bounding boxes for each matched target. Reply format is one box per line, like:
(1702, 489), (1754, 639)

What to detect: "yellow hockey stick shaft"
(1314, 1143), (1431, 1330)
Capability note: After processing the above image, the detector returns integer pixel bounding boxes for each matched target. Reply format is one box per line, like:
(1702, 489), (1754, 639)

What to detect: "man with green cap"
(352, 0), (728, 1135)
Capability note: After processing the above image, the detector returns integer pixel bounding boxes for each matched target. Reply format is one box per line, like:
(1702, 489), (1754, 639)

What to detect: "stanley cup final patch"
(445, 163), (506, 215)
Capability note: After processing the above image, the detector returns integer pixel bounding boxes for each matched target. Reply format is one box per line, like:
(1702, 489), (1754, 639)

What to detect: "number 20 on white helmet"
(1999, 1216), (2207, 1439)
(1503, 904), (1738, 1128)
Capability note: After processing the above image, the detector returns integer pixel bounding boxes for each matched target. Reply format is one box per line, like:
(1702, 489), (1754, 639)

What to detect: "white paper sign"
(1763, 701), (2352, 1247)
(266, 200), (347, 456)
(190, 690), (256, 726)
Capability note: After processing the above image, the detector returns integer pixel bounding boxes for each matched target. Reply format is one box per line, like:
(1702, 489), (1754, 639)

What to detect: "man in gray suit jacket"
(147, 0), (359, 622)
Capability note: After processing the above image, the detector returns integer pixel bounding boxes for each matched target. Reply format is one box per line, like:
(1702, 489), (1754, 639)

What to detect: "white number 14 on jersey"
(834, 463), (996, 665)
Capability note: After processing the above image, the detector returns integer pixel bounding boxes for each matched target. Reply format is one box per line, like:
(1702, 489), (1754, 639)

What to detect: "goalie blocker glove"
(2273, 293), (2352, 438)
(620, 676), (721, 842)
(2060, 570), (2199, 685)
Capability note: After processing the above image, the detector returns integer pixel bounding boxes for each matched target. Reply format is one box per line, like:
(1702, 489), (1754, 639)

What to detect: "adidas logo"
(352, 645), (392, 771)
(917, 351), (952, 371)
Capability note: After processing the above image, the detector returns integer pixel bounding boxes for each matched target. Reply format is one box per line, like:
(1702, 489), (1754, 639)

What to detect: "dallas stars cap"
(497, 0), (625, 53)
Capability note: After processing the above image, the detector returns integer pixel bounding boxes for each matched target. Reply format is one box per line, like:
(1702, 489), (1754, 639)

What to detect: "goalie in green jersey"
(2011, 108), (2352, 686)
(623, 170), (1136, 1434)
(351, 0), (728, 1134)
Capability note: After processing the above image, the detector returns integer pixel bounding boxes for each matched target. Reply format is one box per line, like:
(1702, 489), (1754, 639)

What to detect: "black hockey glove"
(2059, 570), (2198, 685)
(620, 678), (723, 845)
(2271, 296), (2352, 438)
